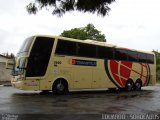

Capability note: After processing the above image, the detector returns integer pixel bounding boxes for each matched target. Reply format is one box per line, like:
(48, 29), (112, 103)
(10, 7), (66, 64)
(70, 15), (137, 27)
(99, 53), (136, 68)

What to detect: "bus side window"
(98, 46), (113, 59)
(138, 53), (147, 63)
(26, 37), (54, 77)
(146, 54), (154, 64)
(55, 40), (77, 56)
(127, 51), (138, 62)
(77, 43), (96, 58)
(115, 49), (127, 61)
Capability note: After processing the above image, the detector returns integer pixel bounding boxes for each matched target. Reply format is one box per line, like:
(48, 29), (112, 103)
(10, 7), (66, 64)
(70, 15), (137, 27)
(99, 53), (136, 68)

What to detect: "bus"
(10, 35), (156, 94)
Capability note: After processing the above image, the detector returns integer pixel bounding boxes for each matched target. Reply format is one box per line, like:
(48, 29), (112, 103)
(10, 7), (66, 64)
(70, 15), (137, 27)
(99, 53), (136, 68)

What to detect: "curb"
(0, 84), (12, 87)
(0, 82), (12, 86)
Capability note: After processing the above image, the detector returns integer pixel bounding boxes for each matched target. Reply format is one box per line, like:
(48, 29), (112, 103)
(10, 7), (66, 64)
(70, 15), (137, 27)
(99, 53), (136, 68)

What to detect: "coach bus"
(10, 35), (156, 94)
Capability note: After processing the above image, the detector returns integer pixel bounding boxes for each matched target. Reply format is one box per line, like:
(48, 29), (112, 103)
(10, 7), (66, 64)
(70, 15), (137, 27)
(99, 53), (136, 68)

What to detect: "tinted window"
(127, 51), (138, 62)
(115, 49), (127, 61)
(55, 40), (77, 56)
(138, 53), (147, 63)
(147, 54), (154, 64)
(98, 46), (113, 59)
(26, 37), (54, 77)
(78, 43), (96, 58)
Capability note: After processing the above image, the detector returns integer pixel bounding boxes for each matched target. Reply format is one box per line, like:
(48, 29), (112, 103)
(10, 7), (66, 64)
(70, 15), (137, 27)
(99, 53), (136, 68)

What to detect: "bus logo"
(105, 60), (150, 88)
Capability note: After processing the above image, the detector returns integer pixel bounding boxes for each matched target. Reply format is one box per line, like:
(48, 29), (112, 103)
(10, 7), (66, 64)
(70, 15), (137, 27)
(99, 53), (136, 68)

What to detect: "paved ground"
(0, 85), (160, 120)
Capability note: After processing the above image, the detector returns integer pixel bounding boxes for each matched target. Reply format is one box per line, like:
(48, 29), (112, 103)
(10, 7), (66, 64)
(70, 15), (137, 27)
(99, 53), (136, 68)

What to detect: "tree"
(10, 53), (15, 58)
(1, 52), (15, 58)
(60, 23), (106, 42)
(153, 50), (160, 82)
(153, 50), (160, 67)
(26, 0), (115, 17)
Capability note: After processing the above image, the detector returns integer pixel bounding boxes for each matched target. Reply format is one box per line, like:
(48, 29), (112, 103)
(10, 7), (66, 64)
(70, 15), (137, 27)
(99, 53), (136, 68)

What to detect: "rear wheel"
(52, 79), (68, 95)
(125, 79), (134, 91)
(134, 80), (142, 91)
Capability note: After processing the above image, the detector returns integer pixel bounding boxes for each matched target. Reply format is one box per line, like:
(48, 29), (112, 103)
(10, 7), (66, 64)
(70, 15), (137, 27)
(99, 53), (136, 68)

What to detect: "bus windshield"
(18, 37), (34, 54)
(12, 37), (34, 76)
(12, 57), (27, 76)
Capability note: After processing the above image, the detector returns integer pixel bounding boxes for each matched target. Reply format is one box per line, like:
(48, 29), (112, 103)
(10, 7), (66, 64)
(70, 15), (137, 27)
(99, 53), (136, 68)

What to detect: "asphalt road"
(0, 85), (160, 120)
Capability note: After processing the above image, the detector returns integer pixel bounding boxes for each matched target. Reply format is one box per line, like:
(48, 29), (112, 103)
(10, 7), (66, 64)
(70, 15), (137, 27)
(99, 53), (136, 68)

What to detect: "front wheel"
(52, 80), (68, 95)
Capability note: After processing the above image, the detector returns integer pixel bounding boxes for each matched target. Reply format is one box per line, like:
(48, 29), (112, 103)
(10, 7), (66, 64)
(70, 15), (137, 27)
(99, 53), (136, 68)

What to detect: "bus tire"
(52, 79), (68, 95)
(134, 79), (142, 91)
(125, 79), (134, 92)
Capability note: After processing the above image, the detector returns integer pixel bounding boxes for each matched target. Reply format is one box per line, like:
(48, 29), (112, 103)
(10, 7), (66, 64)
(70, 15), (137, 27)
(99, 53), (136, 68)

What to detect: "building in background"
(0, 54), (12, 85)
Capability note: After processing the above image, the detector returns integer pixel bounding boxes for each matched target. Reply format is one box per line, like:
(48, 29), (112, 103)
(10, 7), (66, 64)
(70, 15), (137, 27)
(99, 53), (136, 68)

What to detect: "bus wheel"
(125, 79), (134, 91)
(134, 79), (142, 91)
(52, 79), (68, 95)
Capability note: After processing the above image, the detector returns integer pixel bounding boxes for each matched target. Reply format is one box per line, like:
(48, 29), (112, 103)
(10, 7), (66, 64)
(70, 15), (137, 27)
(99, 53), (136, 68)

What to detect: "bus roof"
(33, 34), (154, 55)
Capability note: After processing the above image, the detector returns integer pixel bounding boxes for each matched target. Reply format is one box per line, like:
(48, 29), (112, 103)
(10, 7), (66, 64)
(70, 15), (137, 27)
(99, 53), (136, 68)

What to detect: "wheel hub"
(57, 84), (64, 91)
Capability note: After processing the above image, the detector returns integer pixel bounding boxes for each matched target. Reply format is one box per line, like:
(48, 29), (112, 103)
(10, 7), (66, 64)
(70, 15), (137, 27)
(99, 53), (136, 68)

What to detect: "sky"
(0, 0), (160, 54)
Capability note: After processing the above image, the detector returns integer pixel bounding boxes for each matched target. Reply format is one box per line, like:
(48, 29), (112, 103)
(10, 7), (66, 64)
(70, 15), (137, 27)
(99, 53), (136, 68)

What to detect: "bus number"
(54, 61), (62, 66)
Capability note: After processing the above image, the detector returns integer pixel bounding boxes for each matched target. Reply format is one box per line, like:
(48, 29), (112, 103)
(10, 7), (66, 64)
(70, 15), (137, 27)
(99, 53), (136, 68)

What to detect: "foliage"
(153, 50), (160, 82)
(26, 0), (115, 17)
(1, 52), (15, 58)
(60, 23), (106, 42)
(153, 50), (160, 70)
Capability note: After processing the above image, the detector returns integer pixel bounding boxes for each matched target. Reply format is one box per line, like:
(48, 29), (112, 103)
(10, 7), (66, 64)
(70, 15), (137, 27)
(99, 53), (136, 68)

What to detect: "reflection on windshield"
(12, 57), (27, 76)
(18, 36), (34, 54)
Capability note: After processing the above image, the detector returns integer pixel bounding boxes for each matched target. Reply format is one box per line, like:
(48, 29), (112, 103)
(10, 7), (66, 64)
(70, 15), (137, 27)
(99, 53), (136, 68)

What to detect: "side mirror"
(16, 58), (20, 68)
(6, 59), (14, 69)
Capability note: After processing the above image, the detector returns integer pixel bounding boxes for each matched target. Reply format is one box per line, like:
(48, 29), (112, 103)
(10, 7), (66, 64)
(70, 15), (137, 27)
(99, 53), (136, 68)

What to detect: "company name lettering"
(72, 59), (96, 66)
